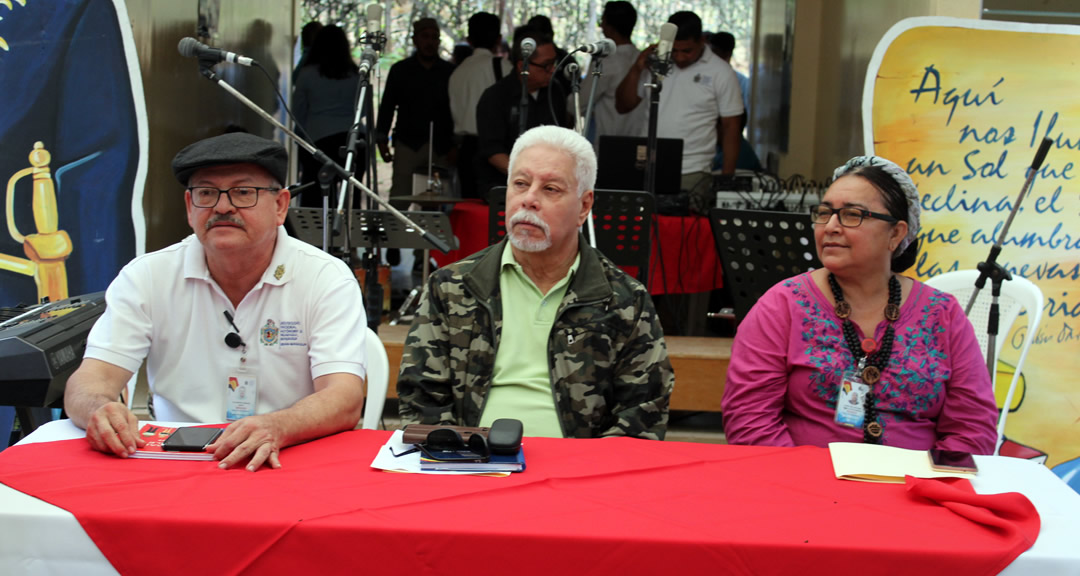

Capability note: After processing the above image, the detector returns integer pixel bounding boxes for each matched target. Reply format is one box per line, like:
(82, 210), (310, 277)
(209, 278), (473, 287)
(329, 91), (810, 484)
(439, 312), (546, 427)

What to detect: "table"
(431, 203), (723, 295)
(2, 420), (1079, 576)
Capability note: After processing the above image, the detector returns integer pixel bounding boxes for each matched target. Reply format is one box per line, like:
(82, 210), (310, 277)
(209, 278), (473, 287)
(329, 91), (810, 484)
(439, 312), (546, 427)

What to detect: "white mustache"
(508, 210), (550, 236)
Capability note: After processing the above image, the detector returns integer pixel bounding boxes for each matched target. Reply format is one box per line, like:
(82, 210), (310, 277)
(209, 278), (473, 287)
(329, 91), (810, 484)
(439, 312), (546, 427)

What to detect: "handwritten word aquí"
(909, 65), (1004, 126)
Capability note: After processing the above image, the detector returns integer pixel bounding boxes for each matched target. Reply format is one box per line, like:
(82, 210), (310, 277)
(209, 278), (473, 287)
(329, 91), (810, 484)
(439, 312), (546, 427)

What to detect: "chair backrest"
(923, 270), (1044, 455)
(361, 326), (390, 430)
(589, 189), (654, 285)
(708, 208), (821, 323)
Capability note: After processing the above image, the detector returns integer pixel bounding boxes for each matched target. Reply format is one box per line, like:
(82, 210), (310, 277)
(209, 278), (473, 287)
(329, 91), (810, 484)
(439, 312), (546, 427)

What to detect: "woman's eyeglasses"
(810, 204), (897, 228)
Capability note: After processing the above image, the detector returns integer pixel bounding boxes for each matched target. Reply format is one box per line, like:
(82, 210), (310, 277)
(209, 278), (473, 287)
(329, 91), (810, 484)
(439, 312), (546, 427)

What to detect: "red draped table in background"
(430, 203), (723, 295)
(0, 429), (1041, 576)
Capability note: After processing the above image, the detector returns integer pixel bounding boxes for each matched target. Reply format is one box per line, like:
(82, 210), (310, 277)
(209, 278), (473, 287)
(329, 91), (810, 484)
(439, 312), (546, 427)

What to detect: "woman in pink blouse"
(721, 156), (998, 454)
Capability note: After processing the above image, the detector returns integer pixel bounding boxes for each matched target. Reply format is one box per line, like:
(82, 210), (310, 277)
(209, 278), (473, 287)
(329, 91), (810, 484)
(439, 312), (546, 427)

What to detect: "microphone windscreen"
(178, 37), (201, 58)
(599, 38), (616, 57)
(366, 3), (382, 29)
(657, 22), (678, 60)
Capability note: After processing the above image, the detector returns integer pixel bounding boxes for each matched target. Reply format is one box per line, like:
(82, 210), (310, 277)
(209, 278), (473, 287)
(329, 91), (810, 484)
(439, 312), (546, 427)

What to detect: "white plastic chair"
(924, 270), (1044, 455)
(361, 326), (390, 430)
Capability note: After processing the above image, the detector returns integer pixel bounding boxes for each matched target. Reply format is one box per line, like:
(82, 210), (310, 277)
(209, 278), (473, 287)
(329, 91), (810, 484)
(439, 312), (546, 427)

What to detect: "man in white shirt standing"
(448, 12), (512, 200)
(584, 1), (647, 150)
(615, 11), (744, 214)
(64, 133), (367, 472)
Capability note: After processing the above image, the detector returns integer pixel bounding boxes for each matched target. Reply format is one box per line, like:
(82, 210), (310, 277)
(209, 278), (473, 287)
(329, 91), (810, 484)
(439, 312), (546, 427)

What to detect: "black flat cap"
(172, 132), (288, 186)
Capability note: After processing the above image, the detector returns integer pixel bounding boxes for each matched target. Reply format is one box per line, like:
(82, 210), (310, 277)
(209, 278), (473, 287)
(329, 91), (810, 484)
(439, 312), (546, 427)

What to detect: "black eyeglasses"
(528, 59), (556, 72)
(810, 204), (898, 228)
(188, 186), (280, 209)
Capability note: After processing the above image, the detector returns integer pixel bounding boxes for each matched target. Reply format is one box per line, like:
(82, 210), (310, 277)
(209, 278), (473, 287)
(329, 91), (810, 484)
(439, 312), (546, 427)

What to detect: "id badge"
(835, 371), (869, 428)
(226, 374), (257, 421)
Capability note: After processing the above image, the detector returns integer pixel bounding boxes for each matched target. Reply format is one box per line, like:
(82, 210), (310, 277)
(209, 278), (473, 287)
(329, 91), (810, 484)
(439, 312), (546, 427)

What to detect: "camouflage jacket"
(397, 236), (674, 439)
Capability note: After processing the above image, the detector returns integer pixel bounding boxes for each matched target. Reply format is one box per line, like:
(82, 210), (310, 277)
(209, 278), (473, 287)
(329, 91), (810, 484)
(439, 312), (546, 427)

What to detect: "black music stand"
(709, 208), (821, 323)
(589, 190), (653, 286)
(288, 208), (455, 252)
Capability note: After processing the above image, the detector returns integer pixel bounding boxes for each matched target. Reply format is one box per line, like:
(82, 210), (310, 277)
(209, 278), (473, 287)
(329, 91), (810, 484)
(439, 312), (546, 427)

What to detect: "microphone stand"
(643, 57), (670, 197)
(964, 137), (1052, 379)
(340, 69), (385, 330)
(565, 62), (583, 133)
(194, 65), (452, 260)
(519, 58), (531, 137)
(561, 57), (598, 249)
(582, 58), (603, 137)
(334, 69), (370, 257)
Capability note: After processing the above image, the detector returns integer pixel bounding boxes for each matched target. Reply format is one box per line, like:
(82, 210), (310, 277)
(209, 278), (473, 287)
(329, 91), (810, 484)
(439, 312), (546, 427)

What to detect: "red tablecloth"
(431, 204), (723, 295)
(0, 431), (1038, 576)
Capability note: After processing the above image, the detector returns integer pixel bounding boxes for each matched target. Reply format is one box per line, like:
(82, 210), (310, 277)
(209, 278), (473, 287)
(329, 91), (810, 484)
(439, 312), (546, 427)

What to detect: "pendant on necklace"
(885, 303), (900, 321)
(835, 301), (852, 319)
(862, 365), (881, 384)
(861, 337), (877, 354)
(866, 421), (883, 438)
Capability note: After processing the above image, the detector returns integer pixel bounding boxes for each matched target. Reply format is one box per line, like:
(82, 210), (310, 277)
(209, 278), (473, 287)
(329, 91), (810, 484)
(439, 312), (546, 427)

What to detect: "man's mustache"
(508, 209), (550, 235)
(206, 215), (245, 230)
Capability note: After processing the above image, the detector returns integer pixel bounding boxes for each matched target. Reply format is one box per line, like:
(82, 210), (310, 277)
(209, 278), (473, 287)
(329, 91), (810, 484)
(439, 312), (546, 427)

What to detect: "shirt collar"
(500, 241), (581, 281)
(183, 226), (295, 287)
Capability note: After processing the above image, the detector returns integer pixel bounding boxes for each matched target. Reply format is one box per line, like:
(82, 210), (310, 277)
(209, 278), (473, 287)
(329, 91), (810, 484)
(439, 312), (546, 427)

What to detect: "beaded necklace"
(828, 273), (901, 444)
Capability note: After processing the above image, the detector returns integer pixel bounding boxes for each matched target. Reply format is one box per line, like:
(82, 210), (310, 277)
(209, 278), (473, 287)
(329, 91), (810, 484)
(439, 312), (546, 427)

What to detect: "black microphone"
(178, 37), (255, 67)
(563, 61), (580, 82)
(225, 332), (245, 349)
(576, 39), (616, 57)
(223, 310), (246, 349)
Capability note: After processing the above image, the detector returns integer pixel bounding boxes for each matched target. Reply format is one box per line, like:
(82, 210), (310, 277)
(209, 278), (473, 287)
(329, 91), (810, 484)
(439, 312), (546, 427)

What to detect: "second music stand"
(709, 208), (821, 323)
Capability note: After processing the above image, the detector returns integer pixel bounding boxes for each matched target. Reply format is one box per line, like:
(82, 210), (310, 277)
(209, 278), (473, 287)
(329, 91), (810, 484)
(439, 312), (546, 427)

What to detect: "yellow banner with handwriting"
(867, 18), (1079, 471)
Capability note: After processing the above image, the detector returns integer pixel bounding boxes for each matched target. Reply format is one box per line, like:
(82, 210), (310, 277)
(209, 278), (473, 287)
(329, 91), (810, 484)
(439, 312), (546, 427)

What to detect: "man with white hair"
(397, 126), (674, 439)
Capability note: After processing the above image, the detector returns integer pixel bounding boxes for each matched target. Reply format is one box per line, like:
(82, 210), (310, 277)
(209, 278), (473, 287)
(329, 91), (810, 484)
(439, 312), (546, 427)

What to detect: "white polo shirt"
(449, 48), (513, 136)
(585, 43), (647, 148)
(639, 48), (744, 174)
(84, 227), (367, 423)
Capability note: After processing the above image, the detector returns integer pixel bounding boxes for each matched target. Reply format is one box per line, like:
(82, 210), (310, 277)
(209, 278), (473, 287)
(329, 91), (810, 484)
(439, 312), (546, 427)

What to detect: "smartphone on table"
(928, 449), (978, 474)
(162, 427), (224, 452)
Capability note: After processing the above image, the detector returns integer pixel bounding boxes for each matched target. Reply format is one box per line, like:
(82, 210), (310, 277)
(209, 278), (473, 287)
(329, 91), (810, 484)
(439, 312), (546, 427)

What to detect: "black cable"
(548, 50), (579, 127)
(254, 62), (316, 147)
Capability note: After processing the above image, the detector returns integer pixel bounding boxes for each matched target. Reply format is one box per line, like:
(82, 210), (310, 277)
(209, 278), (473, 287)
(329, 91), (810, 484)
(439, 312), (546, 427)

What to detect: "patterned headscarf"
(833, 155), (920, 257)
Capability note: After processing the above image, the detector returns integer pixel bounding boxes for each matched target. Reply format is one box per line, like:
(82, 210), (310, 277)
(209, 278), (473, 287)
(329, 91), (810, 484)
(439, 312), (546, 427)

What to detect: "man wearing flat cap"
(65, 132), (367, 471)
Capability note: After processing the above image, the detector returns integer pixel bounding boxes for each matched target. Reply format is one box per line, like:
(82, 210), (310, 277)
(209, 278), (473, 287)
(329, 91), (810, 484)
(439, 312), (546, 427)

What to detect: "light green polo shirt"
(478, 243), (580, 437)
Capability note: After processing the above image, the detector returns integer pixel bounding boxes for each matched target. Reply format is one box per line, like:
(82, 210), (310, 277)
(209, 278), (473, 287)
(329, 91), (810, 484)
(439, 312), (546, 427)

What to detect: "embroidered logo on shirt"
(274, 264), (285, 280)
(260, 319), (279, 346)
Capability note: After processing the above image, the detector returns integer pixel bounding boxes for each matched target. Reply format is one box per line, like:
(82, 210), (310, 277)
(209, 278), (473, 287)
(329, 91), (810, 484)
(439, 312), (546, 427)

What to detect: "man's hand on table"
(208, 414), (286, 472)
(85, 401), (146, 457)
